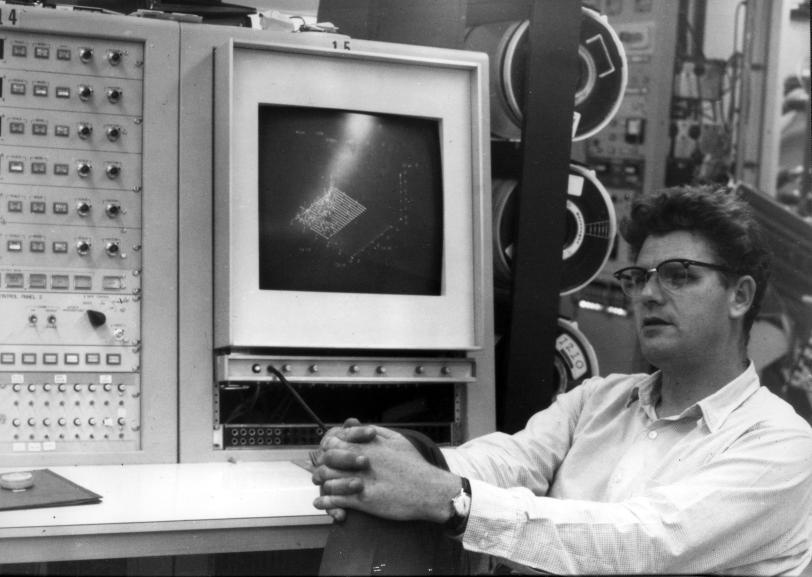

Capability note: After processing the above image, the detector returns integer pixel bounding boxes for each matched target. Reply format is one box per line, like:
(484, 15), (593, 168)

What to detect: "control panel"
(0, 29), (143, 454)
(215, 354), (470, 448)
(0, 6), (179, 465)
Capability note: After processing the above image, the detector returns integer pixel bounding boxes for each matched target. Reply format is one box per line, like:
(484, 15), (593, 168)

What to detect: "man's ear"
(729, 275), (757, 320)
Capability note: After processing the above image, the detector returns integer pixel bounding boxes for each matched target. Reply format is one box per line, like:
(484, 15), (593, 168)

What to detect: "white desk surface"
(0, 461), (331, 563)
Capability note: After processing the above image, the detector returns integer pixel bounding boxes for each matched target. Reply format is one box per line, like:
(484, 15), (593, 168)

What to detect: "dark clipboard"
(0, 469), (102, 512)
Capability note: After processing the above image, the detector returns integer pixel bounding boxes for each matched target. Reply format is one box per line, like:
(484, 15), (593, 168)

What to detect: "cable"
(223, 382), (261, 425)
(266, 365), (327, 430)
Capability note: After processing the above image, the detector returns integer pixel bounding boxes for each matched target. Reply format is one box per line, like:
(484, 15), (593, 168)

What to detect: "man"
(311, 185), (812, 574)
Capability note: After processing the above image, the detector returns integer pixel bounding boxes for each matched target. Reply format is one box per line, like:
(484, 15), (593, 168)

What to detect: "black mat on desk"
(0, 469), (102, 511)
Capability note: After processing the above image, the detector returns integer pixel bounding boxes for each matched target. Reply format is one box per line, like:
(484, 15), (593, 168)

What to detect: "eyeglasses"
(613, 258), (734, 297)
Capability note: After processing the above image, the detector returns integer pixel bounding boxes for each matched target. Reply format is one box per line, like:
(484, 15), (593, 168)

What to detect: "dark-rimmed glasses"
(613, 258), (734, 297)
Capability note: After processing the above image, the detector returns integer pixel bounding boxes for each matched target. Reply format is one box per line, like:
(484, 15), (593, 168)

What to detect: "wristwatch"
(444, 476), (472, 535)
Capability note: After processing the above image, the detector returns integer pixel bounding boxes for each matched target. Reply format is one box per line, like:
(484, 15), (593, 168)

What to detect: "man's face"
(632, 231), (735, 368)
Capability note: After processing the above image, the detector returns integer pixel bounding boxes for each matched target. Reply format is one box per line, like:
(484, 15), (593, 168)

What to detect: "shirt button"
(648, 430), (658, 439)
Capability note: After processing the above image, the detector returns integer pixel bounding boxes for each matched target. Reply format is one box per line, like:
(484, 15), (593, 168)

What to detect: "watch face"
(452, 493), (471, 517)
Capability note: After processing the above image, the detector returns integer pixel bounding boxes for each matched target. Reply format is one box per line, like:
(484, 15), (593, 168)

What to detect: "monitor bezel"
(214, 37), (490, 351)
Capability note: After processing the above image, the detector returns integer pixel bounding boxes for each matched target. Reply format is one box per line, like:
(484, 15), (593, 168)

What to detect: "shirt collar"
(625, 372), (660, 420)
(626, 363), (761, 432)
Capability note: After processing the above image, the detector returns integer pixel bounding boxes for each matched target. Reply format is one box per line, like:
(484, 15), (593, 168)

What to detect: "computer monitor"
(213, 37), (491, 351)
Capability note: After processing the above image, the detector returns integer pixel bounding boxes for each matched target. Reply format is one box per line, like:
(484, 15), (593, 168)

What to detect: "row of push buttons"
(9, 44), (73, 61)
(7, 81), (72, 98)
(0, 352), (122, 365)
(9, 200), (70, 214)
(1, 272), (125, 291)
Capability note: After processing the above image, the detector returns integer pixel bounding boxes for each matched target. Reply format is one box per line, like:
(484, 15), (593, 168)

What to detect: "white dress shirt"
(444, 364), (812, 575)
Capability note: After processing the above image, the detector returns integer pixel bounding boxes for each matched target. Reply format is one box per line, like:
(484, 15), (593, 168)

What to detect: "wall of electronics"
(0, 0), (709, 466)
(0, 3), (496, 466)
(0, 6), (179, 466)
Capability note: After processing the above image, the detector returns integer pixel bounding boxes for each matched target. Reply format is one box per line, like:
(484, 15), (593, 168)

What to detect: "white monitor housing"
(214, 36), (491, 353)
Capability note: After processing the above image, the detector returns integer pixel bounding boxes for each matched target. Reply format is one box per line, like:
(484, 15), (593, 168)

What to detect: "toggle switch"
(77, 84), (93, 101)
(106, 87), (122, 103)
(106, 125), (122, 142)
(78, 47), (94, 63)
(106, 49), (123, 66)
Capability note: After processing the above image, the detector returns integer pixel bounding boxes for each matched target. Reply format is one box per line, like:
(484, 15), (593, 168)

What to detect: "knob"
(350, 364), (360, 374)
(103, 383), (113, 392)
(76, 240), (91, 256)
(87, 384), (97, 393)
(74, 384), (83, 392)
(77, 123), (93, 139)
(79, 47), (93, 63)
(58, 418), (67, 427)
(12, 384), (22, 393)
(12, 419), (21, 427)
(28, 314), (38, 325)
(117, 417), (126, 426)
(74, 418), (82, 426)
(42, 418), (51, 427)
(78, 84), (93, 101)
(105, 241), (120, 257)
(58, 384), (67, 393)
(441, 366), (452, 376)
(76, 201), (91, 216)
(106, 49), (122, 65)
(106, 125), (122, 141)
(117, 383), (127, 393)
(47, 315), (57, 326)
(105, 164), (120, 179)
(309, 364), (319, 374)
(28, 384), (36, 392)
(252, 363), (262, 374)
(27, 418), (36, 427)
(88, 417), (97, 426)
(105, 203), (122, 218)
(77, 162), (92, 177)
(376, 366), (387, 375)
(106, 87), (122, 103)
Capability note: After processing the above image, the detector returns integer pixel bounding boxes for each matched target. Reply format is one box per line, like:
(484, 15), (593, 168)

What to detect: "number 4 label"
(0, 8), (20, 26)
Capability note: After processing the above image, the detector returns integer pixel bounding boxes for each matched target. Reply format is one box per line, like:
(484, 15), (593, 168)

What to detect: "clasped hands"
(310, 418), (461, 524)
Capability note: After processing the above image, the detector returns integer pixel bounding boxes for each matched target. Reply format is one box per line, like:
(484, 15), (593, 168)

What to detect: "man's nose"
(638, 271), (663, 300)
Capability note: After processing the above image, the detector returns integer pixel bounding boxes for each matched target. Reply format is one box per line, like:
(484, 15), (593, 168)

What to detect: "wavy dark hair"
(620, 185), (772, 340)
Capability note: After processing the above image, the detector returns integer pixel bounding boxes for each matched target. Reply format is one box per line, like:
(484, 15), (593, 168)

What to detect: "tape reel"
(465, 6), (627, 141)
(553, 317), (599, 394)
(492, 163), (617, 295)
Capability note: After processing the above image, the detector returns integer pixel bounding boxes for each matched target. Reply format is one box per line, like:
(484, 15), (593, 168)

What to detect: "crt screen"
(257, 105), (444, 296)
